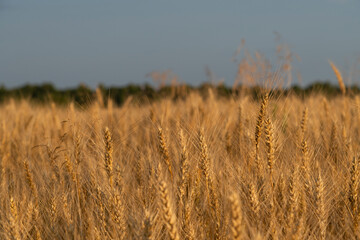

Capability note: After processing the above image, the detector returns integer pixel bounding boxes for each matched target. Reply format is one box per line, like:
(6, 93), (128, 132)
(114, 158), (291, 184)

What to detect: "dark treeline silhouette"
(1, 82), (360, 106)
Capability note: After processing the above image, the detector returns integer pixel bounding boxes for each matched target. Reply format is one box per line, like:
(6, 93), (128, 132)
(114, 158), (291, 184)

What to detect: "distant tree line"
(0, 82), (359, 106)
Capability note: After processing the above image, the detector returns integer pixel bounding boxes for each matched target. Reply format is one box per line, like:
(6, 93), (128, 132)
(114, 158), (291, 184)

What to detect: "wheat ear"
(143, 210), (154, 240)
(112, 192), (127, 239)
(199, 129), (221, 239)
(300, 107), (308, 140)
(158, 127), (174, 181)
(9, 196), (20, 240)
(254, 93), (269, 173)
(104, 127), (113, 187)
(315, 168), (326, 240)
(264, 117), (275, 180)
(329, 60), (346, 95)
(158, 180), (180, 240)
(179, 129), (190, 205)
(350, 156), (360, 230)
(24, 160), (38, 206)
(229, 193), (242, 240)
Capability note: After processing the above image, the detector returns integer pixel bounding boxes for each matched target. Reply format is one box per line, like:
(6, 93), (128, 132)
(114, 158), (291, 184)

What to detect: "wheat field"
(1, 88), (360, 239)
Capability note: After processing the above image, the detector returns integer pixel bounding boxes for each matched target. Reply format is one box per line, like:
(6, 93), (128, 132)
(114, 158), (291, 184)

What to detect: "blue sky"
(0, 0), (359, 89)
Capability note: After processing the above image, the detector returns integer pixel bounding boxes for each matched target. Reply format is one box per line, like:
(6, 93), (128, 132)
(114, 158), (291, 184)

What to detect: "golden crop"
(0, 87), (359, 239)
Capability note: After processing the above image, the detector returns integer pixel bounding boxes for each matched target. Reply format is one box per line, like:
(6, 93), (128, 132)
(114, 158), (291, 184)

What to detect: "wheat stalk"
(158, 180), (180, 240)
(350, 156), (360, 230)
(9, 196), (20, 240)
(158, 127), (174, 181)
(248, 181), (260, 221)
(265, 117), (275, 179)
(112, 192), (127, 239)
(104, 127), (114, 187)
(64, 153), (77, 183)
(24, 160), (38, 206)
(96, 87), (105, 108)
(300, 107), (308, 140)
(198, 129), (221, 239)
(143, 210), (154, 240)
(179, 129), (190, 206)
(254, 93), (269, 174)
(287, 164), (299, 234)
(237, 105), (243, 154)
(329, 60), (346, 95)
(315, 168), (326, 240)
(229, 193), (242, 240)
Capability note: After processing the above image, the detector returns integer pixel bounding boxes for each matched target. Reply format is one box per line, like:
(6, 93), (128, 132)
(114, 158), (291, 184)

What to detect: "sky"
(0, 0), (359, 89)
